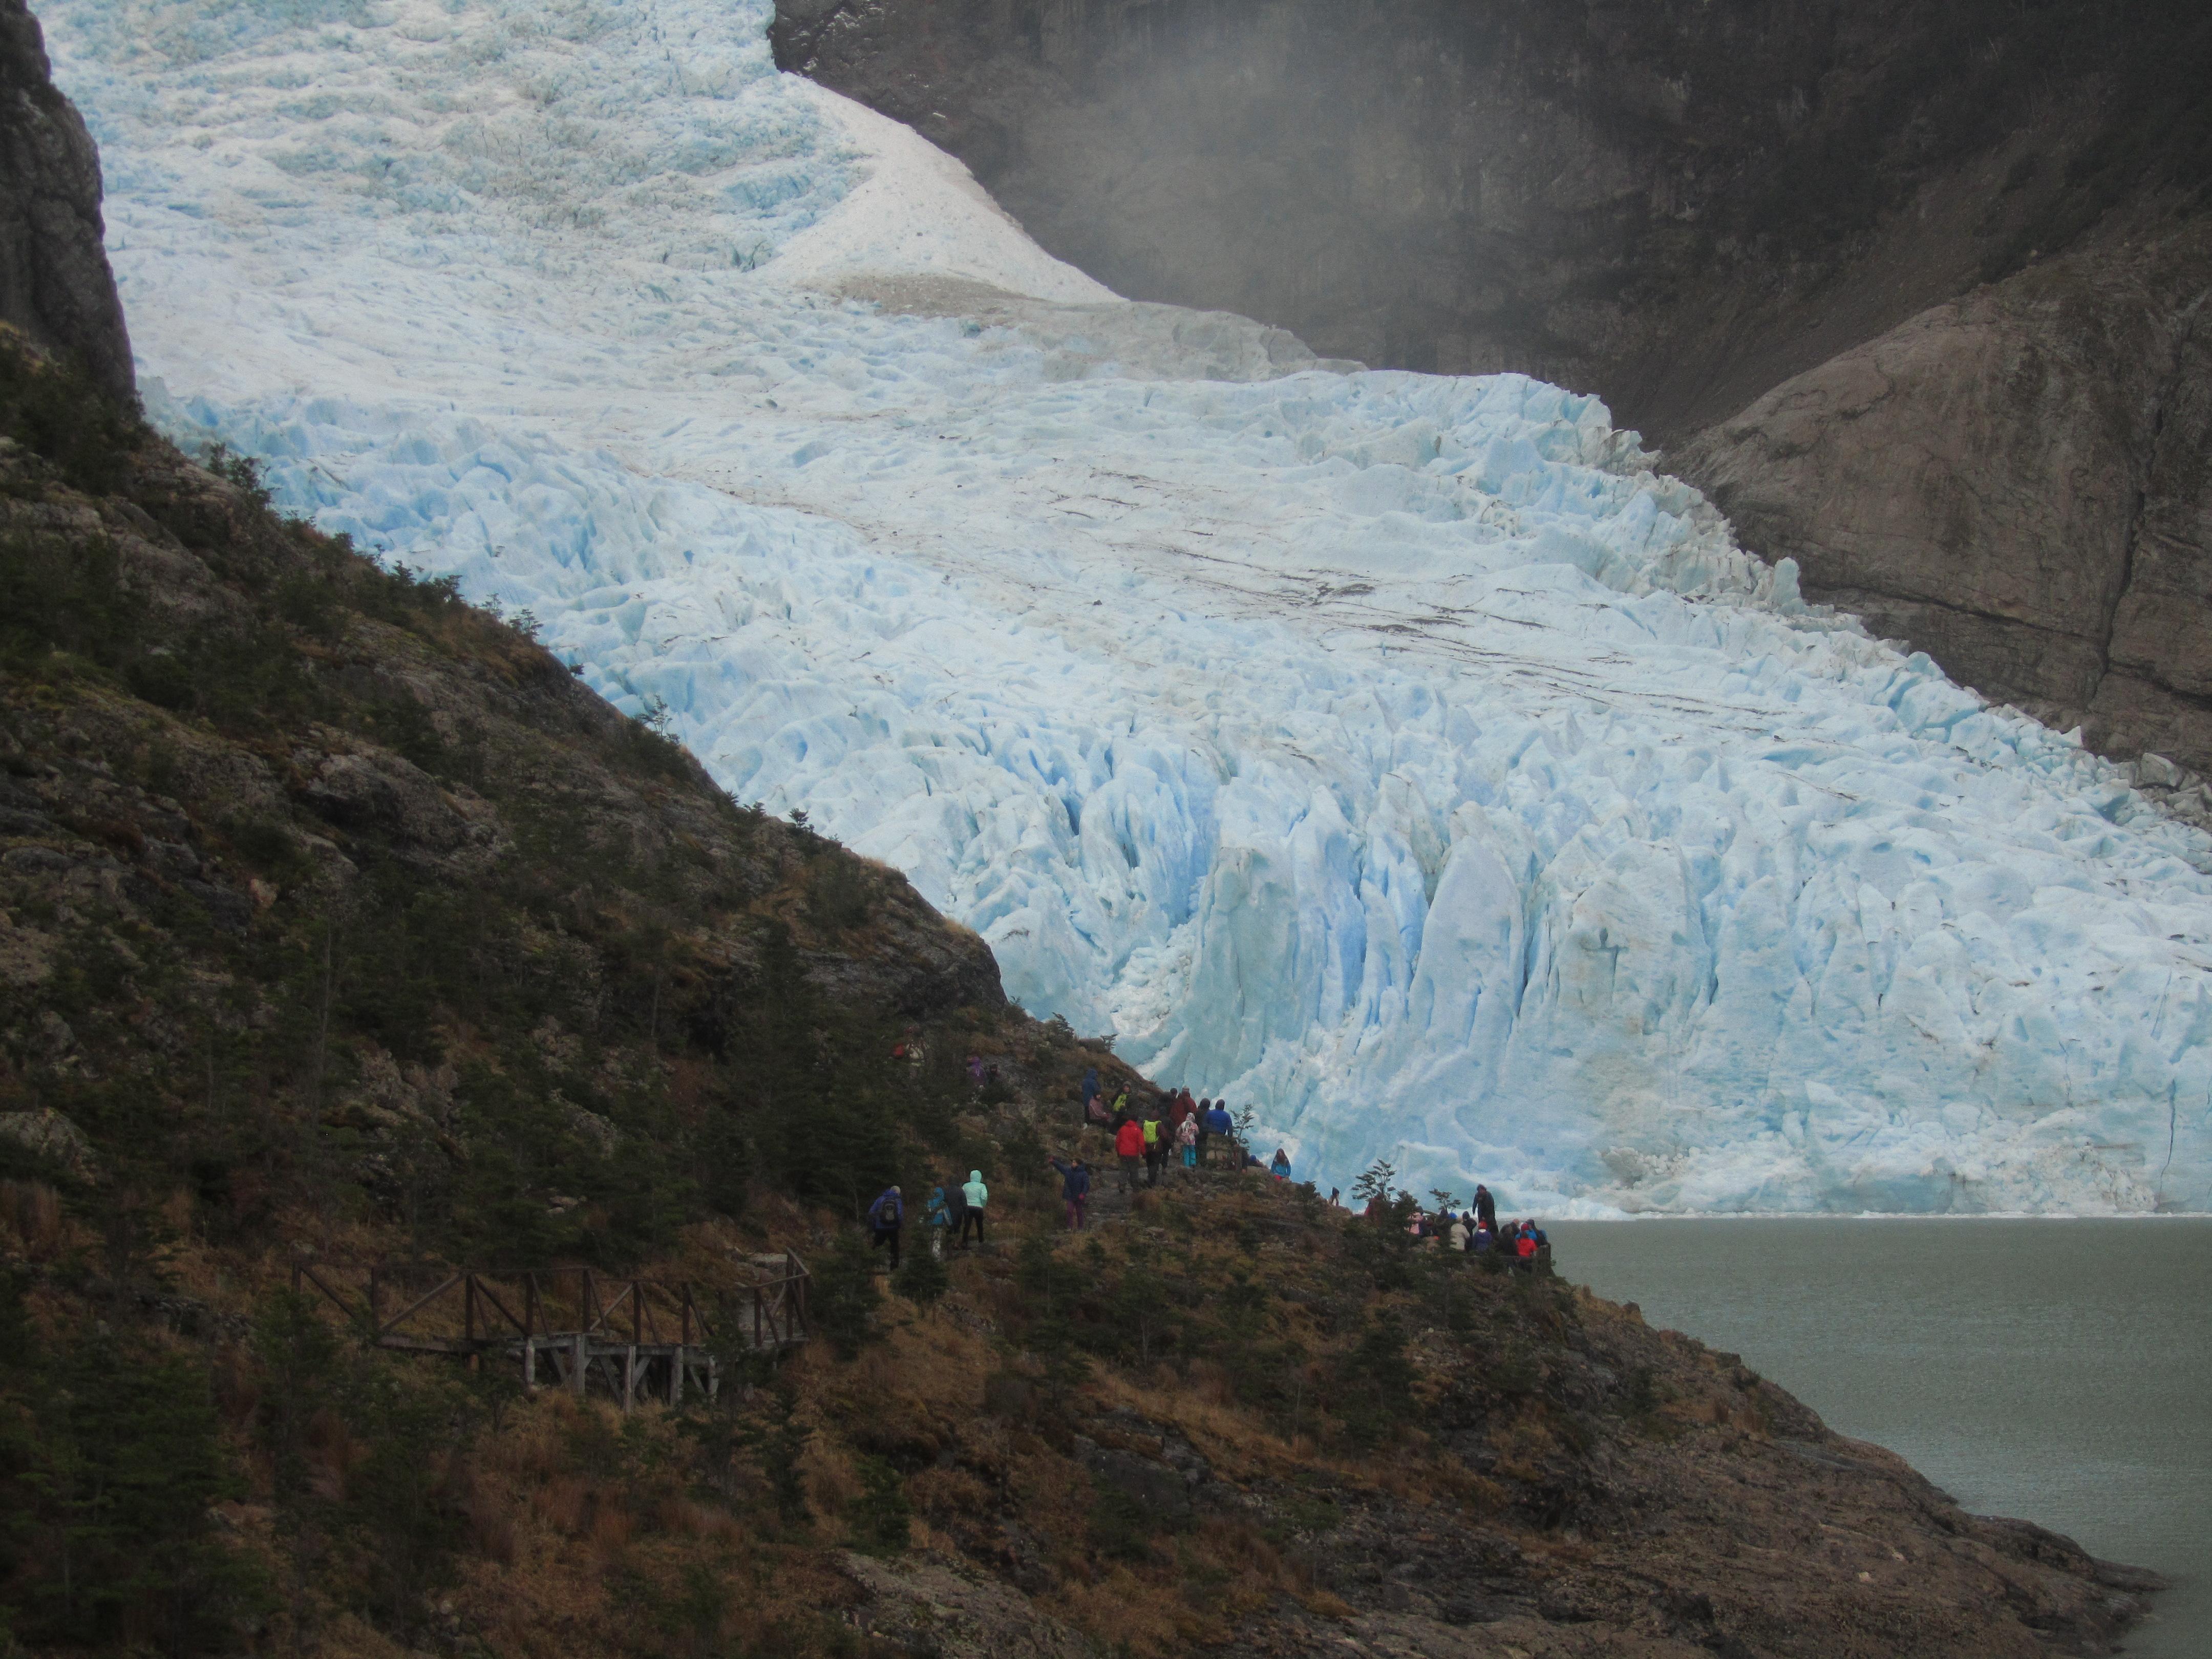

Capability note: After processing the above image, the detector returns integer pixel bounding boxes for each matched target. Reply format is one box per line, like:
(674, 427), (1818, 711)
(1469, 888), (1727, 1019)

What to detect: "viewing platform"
(287, 1254), (811, 1411)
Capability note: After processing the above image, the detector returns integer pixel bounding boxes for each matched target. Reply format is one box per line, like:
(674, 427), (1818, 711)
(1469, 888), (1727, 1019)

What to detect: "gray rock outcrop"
(1, 0), (132, 399)
(1677, 224), (2212, 772)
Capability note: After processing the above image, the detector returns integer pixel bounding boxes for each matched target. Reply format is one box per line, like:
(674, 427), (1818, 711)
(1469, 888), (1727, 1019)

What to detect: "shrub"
(892, 1246), (949, 1311)
(809, 1231), (882, 1360)
(846, 1457), (911, 1556)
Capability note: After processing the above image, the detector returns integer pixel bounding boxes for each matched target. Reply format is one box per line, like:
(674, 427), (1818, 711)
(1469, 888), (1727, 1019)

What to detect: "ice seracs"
(44, 0), (2212, 1213)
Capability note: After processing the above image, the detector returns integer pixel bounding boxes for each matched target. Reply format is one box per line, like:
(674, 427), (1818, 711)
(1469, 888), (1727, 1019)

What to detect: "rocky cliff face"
(0, 0), (131, 400)
(775, 0), (2212, 770)
(1681, 223), (2212, 773)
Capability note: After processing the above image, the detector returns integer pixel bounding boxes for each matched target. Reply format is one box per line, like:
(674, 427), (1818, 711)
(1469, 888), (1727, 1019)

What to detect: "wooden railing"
(287, 1254), (809, 1410)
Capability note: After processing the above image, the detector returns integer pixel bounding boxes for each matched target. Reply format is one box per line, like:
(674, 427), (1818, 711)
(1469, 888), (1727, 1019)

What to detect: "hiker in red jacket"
(1114, 1116), (1145, 1194)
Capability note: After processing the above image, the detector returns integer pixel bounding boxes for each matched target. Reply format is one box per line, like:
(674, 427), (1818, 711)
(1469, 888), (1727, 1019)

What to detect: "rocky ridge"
(0, 0), (130, 400)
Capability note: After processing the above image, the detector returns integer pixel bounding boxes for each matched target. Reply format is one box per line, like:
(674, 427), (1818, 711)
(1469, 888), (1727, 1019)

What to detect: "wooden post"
(523, 1274), (537, 1343)
(622, 1345), (636, 1412)
(631, 1285), (642, 1347)
(523, 1336), (536, 1393)
(571, 1333), (587, 1399)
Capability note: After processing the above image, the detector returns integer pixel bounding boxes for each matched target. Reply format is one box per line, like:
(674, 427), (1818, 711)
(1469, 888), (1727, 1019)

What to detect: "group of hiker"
(866, 1154), (1546, 1271)
(863, 1066), (1551, 1266)
(1404, 1182), (1549, 1260)
(1033, 1080), (1302, 1230)
(864, 1168), (991, 1268)
(1081, 1073), (1279, 1186)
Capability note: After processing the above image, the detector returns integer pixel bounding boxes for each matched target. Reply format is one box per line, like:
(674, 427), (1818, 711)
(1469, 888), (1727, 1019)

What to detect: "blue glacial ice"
(41, 0), (2212, 1213)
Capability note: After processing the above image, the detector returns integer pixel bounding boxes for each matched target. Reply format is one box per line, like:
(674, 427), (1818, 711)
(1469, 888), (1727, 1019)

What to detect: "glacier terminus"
(43, 0), (2212, 1214)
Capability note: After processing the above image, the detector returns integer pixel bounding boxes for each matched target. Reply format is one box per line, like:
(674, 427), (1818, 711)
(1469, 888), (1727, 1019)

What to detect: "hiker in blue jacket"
(1202, 1100), (1235, 1167)
(867, 1185), (904, 1269)
(1049, 1155), (1092, 1230)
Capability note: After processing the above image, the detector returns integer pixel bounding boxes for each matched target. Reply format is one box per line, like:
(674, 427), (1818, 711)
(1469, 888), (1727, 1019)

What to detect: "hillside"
(0, 338), (2163, 1657)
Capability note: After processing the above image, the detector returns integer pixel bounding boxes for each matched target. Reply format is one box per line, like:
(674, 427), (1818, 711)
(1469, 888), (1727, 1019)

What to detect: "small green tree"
(809, 1229), (882, 1360)
(1351, 1158), (1399, 1211)
(893, 1246), (949, 1313)
(1331, 1317), (1414, 1449)
(846, 1456), (911, 1556)
(743, 1379), (813, 1526)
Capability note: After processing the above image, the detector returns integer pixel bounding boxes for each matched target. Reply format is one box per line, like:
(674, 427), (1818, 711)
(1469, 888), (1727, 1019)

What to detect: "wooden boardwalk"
(289, 1254), (810, 1410)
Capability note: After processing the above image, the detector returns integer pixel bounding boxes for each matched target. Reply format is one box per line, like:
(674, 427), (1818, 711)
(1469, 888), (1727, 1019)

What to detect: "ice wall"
(44, 0), (2212, 1212)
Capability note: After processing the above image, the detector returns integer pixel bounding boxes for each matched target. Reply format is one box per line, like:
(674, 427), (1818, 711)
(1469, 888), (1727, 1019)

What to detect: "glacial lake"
(1549, 1219), (2211, 1656)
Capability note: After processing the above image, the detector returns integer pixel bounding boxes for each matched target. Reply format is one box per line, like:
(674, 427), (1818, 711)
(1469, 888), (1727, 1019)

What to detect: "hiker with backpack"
(867, 1184), (904, 1269)
(1175, 1111), (1198, 1169)
(1141, 1102), (1165, 1186)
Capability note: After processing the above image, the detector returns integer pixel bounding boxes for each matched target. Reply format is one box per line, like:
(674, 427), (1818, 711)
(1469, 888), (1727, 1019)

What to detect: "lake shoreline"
(1552, 1218), (2208, 1657)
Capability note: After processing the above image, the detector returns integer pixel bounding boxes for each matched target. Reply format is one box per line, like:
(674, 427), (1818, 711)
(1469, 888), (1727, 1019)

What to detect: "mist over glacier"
(43, 0), (2212, 1213)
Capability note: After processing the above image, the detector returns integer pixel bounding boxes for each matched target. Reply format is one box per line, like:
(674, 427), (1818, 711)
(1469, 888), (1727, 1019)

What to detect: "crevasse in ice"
(43, 0), (2212, 1212)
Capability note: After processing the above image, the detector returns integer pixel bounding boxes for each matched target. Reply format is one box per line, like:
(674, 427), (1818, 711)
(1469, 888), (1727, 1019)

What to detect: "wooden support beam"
(377, 1275), (461, 1341)
(304, 1265), (357, 1321)
(473, 1278), (525, 1337)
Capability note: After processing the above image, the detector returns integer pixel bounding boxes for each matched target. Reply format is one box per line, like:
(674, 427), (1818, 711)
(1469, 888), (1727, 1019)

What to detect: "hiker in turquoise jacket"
(925, 1183), (950, 1258)
(958, 1168), (989, 1247)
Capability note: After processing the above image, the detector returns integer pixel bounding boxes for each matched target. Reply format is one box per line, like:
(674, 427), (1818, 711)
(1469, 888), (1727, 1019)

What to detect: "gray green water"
(1548, 1219), (2212, 1656)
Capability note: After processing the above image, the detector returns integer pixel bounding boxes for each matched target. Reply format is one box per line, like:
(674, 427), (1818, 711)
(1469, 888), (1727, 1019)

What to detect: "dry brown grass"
(1059, 1566), (1211, 1652)
(0, 1180), (72, 1261)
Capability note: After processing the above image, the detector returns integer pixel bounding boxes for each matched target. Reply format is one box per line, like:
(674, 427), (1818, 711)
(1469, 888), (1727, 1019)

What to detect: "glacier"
(40, 0), (2212, 1214)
